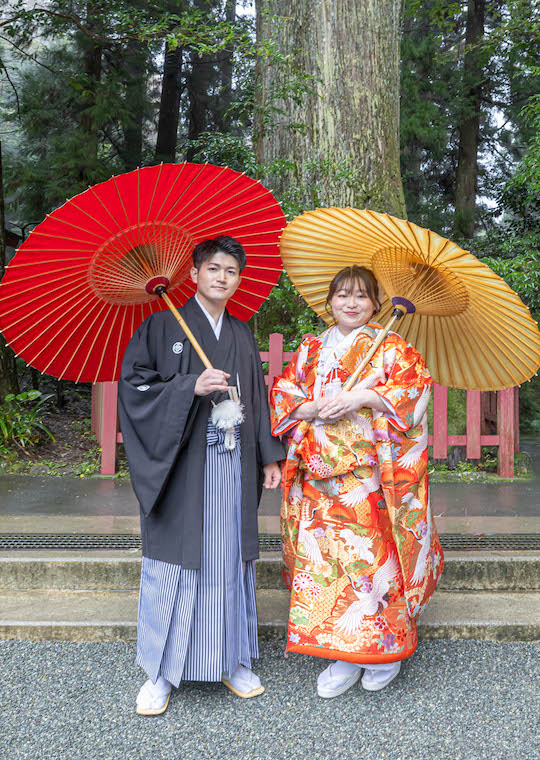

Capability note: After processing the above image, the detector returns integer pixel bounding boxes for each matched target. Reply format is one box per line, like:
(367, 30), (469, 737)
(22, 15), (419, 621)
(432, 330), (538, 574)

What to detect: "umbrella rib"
(76, 302), (117, 383)
(0, 276), (88, 324)
(37, 215), (106, 240)
(93, 303), (124, 382)
(226, 294), (258, 314)
(69, 300), (119, 382)
(142, 163), (187, 236)
(112, 176), (140, 251)
(189, 208), (286, 236)
(452, 312), (508, 387)
(179, 187), (272, 231)
(17, 290), (104, 368)
(466, 306), (539, 381)
(111, 307), (129, 381)
(51, 298), (114, 380)
(2, 262), (88, 281)
(163, 166), (239, 226)
(160, 163), (221, 226)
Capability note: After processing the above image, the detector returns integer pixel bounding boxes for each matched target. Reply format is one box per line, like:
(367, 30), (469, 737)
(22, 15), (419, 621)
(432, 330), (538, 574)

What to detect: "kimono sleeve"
(117, 317), (200, 517)
(270, 338), (314, 436)
(372, 335), (432, 433)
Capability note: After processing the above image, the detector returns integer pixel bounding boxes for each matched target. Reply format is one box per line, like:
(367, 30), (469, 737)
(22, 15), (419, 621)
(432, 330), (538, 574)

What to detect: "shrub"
(0, 391), (55, 456)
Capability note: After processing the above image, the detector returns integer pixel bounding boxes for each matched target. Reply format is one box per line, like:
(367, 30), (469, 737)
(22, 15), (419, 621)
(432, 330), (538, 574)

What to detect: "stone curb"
(0, 551), (538, 592)
(1, 589), (538, 643)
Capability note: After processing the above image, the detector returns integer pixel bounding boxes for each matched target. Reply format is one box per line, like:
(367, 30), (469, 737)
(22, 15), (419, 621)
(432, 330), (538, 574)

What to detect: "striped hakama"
(136, 419), (259, 687)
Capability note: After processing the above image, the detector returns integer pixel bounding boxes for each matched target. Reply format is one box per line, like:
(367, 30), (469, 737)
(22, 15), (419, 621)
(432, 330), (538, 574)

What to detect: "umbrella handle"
(159, 290), (240, 403)
(160, 291), (214, 370)
(342, 308), (406, 391)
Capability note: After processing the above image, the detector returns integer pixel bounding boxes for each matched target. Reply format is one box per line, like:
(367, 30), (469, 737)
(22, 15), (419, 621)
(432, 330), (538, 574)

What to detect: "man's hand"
(263, 461), (282, 489)
(194, 368), (231, 396)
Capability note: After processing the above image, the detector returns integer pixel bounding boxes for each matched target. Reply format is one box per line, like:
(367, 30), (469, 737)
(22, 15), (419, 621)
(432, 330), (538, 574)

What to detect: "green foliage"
(252, 272), (324, 352)
(479, 251), (540, 314)
(505, 92), (540, 205)
(517, 371), (540, 433)
(0, 391), (54, 457)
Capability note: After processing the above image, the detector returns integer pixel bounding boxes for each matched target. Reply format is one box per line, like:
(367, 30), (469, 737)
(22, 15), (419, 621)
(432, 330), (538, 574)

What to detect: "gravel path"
(0, 638), (537, 760)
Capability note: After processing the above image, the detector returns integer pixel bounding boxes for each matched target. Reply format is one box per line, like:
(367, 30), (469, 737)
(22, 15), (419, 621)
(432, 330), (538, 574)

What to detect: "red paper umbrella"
(0, 163), (286, 382)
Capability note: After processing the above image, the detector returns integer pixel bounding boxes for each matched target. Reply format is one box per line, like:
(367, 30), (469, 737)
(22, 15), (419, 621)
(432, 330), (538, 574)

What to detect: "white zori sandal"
(317, 661), (363, 699)
(361, 661), (401, 692)
(221, 664), (265, 698)
(136, 677), (173, 716)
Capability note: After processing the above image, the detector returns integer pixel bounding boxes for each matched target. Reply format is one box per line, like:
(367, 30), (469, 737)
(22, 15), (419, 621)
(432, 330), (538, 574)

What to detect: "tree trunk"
(186, 52), (214, 159)
(77, 4), (103, 182)
(0, 142), (20, 397)
(155, 42), (183, 163)
(255, 0), (406, 216)
(122, 38), (147, 171)
(185, 0), (219, 160)
(215, 0), (236, 132)
(453, 0), (486, 239)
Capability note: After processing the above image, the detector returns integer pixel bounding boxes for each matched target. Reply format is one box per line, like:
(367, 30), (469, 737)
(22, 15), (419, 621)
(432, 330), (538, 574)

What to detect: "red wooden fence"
(92, 332), (520, 477)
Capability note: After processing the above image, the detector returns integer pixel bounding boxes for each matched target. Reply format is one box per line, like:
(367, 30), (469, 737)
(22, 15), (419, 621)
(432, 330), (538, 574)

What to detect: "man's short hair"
(192, 236), (247, 272)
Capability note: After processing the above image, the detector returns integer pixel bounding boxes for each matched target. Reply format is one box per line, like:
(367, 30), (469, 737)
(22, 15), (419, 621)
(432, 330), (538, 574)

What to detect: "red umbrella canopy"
(0, 163), (286, 382)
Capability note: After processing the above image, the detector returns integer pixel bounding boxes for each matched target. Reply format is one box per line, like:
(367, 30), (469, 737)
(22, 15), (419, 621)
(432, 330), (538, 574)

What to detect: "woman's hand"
(318, 389), (387, 420)
(290, 400), (320, 421)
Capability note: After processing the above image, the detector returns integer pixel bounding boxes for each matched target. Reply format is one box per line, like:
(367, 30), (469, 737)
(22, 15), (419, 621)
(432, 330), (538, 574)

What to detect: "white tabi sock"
(331, 660), (363, 677)
(147, 676), (172, 696)
(224, 664), (262, 695)
(136, 676), (173, 712)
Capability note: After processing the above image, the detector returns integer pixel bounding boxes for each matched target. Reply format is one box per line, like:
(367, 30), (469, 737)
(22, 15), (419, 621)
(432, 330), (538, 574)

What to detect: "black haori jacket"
(118, 297), (284, 568)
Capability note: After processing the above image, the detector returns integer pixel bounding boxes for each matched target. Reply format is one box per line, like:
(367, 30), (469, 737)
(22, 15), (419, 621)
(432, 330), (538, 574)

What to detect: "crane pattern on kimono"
(335, 552), (400, 635)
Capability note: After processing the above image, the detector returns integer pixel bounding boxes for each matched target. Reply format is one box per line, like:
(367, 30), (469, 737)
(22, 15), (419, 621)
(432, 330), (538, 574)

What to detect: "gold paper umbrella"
(280, 208), (540, 390)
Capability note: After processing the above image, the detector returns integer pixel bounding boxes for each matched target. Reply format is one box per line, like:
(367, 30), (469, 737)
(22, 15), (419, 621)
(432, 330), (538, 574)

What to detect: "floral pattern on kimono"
(270, 323), (444, 664)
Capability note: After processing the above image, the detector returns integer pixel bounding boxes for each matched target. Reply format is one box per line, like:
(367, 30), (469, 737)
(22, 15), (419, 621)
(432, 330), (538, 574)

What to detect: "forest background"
(0, 0), (539, 472)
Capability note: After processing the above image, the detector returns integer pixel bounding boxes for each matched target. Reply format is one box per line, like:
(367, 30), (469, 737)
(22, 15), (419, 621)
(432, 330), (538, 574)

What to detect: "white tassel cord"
(211, 399), (245, 451)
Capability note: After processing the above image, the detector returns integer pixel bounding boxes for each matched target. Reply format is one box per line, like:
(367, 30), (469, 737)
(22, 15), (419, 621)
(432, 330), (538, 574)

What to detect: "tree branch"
(0, 8), (136, 42)
(0, 35), (57, 74)
(0, 59), (20, 115)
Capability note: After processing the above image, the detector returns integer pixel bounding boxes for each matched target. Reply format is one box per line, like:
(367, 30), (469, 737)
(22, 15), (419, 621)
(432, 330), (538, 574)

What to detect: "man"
(118, 236), (284, 715)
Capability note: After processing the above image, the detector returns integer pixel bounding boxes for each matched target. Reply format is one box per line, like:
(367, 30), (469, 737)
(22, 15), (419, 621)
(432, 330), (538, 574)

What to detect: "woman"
(270, 265), (444, 698)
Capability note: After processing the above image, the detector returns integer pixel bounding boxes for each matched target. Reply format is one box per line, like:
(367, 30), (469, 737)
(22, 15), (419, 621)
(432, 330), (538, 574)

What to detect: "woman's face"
(330, 279), (377, 335)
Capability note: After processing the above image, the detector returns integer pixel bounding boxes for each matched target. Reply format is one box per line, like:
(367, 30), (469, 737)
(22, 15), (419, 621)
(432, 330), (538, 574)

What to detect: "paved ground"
(0, 638), (537, 760)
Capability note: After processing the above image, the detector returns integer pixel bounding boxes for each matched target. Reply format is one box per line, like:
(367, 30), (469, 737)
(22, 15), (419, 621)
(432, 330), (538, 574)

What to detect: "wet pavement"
(0, 438), (538, 534)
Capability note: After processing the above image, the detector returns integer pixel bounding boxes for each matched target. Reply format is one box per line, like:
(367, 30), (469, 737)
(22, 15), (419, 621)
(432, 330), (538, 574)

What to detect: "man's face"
(190, 252), (241, 308)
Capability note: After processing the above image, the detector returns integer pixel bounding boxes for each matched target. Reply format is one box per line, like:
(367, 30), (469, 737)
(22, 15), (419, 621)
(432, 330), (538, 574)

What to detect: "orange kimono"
(270, 323), (444, 664)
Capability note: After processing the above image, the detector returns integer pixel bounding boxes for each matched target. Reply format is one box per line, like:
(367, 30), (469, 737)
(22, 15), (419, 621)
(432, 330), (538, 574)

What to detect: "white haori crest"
(211, 399), (245, 451)
(137, 384), (150, 392)
(172, 341), (184, 354)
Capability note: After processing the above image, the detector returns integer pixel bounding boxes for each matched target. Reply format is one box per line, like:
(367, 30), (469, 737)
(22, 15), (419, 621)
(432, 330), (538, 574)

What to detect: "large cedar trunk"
(77, 4), (102, 183)
(122, 38), (148, 171)
(255, 0), (406, 216)
(186, 52), (214, 160)
(155, 42), (183, 163)
(215, 0), (236, 132)
(453, 0), (486, 238)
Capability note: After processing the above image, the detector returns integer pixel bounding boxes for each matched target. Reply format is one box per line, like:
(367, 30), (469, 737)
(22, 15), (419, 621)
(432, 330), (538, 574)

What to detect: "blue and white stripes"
(136, 419), (258, 686)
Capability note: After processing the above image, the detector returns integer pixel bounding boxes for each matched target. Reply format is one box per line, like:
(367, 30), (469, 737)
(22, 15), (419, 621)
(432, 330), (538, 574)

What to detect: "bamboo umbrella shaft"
(160, 290), (239, 403)
(342, 309), (404, 391)
(160, 291), (214, 370)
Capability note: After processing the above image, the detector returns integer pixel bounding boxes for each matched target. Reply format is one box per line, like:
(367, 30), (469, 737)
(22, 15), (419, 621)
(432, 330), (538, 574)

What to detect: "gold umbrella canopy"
(280, 207), (540, 390)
